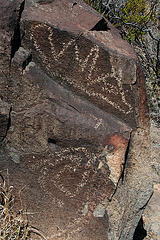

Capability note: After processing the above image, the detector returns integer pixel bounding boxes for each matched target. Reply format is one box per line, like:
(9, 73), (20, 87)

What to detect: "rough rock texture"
(0, 0), (153, 239)
(143, 122), (160, 240)
(0, 100), (11, 144)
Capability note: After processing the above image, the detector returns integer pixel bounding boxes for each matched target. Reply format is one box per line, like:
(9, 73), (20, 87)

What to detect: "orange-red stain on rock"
(105, 133), (128, 150)
(104, 133), (129, 185)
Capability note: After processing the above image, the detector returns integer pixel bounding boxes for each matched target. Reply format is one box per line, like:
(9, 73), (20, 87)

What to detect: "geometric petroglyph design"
(30, 23), (134, 115)
(30, 147), (112, 207)
(28, 147), (111, 238)
(31, 147), (94, 200)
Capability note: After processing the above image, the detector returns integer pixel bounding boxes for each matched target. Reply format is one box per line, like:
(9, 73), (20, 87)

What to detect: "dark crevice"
(2, 106), (12, 142)
(72, 2), (77, 7)
(48, 137), (93, 149)
(11, 0), (25, 59)
(22, 54), (32, 71)
(63, 100), (81, 113)
(133, 217), (147, 240)
(0, 173), (4, 184)
(108, 134), (131, 202)
(108, 184), (117, 202)
(38, 0), (56, 4)
(139, 191), (153, 210)
(48, 138), (58, 145)
(90, 18), (110, 31)
(121, 137), (130, 183)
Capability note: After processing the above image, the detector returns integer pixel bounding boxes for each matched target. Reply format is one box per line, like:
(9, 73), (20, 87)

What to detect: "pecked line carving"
(29, 23), (134, 116)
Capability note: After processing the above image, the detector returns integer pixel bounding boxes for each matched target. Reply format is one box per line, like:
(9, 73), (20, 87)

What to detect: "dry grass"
(0, 172), (47, 240)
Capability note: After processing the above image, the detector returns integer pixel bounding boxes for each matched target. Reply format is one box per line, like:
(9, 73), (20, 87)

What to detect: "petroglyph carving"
(31, 147), (94, 199)
(94, 117), (103, 130)
(30, 145), (114, 208)
(30, 23), (134, 115)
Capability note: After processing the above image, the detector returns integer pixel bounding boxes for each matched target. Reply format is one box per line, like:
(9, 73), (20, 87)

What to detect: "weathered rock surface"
(0, 100), (11, 144)
(0, 0), (153, 239)
(143, 122), (160, 240)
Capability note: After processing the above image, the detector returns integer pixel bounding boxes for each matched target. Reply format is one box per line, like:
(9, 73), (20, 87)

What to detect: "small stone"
(93, 203), (105, 217)
(9, 152), (20, 164)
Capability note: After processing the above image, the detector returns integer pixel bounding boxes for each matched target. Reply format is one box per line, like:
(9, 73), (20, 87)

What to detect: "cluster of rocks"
(0, 0), (155, 239)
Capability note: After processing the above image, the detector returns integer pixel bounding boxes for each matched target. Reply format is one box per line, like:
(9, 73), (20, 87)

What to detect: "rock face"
(143, 122), (160, 240)
(0, 0), (153, 239)
(0, 100), (11, 144)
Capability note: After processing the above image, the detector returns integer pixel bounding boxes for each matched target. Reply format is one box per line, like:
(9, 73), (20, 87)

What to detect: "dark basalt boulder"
(0, 0), (152, 239)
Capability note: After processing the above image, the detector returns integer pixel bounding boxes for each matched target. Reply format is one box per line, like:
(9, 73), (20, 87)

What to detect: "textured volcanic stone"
(0, 100), (10, 144)
(22, 1), (138, 127)
(0, 0), (152, 240)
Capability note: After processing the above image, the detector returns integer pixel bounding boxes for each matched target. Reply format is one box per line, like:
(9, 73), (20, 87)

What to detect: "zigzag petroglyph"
(30, 23), (133, 115)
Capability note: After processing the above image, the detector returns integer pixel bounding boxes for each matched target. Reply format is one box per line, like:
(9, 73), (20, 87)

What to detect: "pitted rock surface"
(0, 0), (152, 240)
(143, 122), (160, 240)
